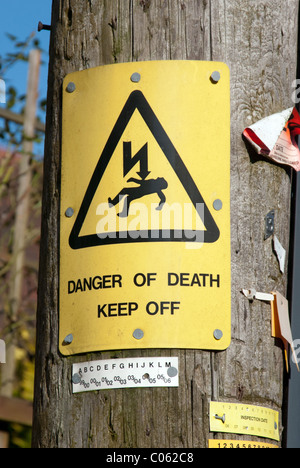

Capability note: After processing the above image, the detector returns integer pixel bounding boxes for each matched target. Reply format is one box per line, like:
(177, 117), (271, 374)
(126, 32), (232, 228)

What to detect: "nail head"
(131, 73), (141, 83)
(65, 207), (74, 218)
(167, 367), (178, 378)
(38, 21), (51, 32)
(38, 21), (44, 32)
(66, 82), (76, 93)
(213, 199), (223, 211)
(215, 413), (226, 424)
(214, 329), (223, 341)
(64, 334), (73, 345)
(133, 329), (144, 340)
(72, 373), (81, 384)
(211, 71), (221, 83)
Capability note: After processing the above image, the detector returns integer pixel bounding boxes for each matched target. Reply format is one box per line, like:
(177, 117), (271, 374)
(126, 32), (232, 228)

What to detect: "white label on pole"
(72, 357), (179, 393)
(274, 235), (286, 274)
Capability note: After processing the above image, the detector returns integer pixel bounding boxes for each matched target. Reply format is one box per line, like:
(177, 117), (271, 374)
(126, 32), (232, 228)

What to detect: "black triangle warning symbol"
(69, 90), (220, 250)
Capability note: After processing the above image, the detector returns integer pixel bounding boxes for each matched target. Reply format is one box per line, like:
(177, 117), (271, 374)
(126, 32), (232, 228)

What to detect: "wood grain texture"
(32, 0), (299, 448)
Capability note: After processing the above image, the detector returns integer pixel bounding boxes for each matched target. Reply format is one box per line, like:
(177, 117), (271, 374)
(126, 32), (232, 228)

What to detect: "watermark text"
(96, 201), (205, 249)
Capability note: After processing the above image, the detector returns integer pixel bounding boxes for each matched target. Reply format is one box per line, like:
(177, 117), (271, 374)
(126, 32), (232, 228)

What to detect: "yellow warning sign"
(60, 61), (231, 355)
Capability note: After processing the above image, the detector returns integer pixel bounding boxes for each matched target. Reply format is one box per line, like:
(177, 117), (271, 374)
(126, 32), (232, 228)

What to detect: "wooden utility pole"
(33, 0), (298, 448)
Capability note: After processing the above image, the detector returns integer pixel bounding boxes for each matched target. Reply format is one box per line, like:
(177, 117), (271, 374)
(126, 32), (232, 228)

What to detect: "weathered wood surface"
(33, 0), (298, 448)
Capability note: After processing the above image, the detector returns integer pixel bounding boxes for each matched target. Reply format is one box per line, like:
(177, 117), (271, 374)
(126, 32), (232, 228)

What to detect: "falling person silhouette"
(108, 177), (168, 217)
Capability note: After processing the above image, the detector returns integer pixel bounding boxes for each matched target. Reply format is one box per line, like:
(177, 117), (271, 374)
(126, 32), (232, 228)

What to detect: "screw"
(133, 329), (144, 340)
(66, 82), (76, 93)
(131, 73), (141, 83)
(65, 207), (74, 218)
(210, 71), (221, 83)
(38, 21), (51, 32)
(214, 414), (226, 424)
(214, 329), (223, 341)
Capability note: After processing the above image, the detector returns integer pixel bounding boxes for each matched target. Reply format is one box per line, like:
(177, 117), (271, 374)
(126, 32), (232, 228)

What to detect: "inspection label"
(72, 357), (179, 393)
(210, 402), (280, 442)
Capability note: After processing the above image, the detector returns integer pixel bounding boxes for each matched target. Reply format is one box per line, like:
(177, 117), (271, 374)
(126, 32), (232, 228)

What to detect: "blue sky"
(0, 1), (52, 157)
